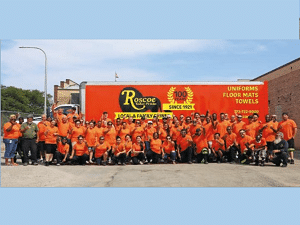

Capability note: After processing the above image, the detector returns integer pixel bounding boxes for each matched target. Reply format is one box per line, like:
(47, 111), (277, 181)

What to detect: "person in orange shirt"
(70, 135), (89, 165)
(182, 116), (192, 134)
(193, 128), (209, 164)
(258, 114), (278, 161)
(67, 107), (79, 124)
(70, 120), (85, 147)
(228, 115), (236, 128)
(249, 134), (267, 166)
(132, 136), (146, 164)
(204, 116), (215, 148)
(3, 114), (20, 166)
(177, 129), (193, 163)
(37, 114), (50, 163)
(170, 120), (182, 149)
(190, 118), (202, 136)
(57, 115), (70, 138)
(158, 123), (169, 142)
(14, 116), (24, 163)
(103, 121), (117, 163)
(131, 120), (145, 144)
(85, 121), (97, 164)
(222, 126), (238, 163)
(232, 114), (245, 135)
(112, 136), (126, 165)
(124, 134), (133, 163)
(94, 136), (110, 166)
(162, 135), (176, 164)
(100, 111), (112, 128)
(216, 113), (230, 138)
(144, 121), (157, 158)
(118, 122), (131, 141)
(146, 132), (162, 164)
(243, 115), (258, 139)
(179, 114), (185, 126)
(278, 112), (297, 164)
(55, 137), (70, 165)
(210, 133), (225, 163)
(114, 118), (122, 134)
(238, 129), (254, 164)
(44, 120), (59, 166)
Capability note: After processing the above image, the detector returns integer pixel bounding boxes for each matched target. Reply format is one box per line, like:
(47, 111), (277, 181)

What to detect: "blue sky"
(1, 39), (300, 97)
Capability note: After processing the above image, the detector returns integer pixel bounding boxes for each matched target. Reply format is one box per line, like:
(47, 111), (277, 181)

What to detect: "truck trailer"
(79, 81), (268, 121)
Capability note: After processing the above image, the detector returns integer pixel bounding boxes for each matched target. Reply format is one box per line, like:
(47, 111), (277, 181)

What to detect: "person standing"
(177, 129), (193, 164)
(44, 120), (59, 166)
(20, 114), (39, 166)
(3, 114), (20, 166)
(278, 113), (297, 164)
(37, 114), (50, 163)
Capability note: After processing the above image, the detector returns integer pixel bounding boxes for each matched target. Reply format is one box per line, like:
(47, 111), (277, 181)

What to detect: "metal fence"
(1, 111), (40, 136)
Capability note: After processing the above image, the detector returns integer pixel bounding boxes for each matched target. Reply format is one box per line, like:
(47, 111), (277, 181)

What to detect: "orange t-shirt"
(132, 142), (144, 157)
(162, 141), (174, 154)
(150, 138), (162, 154)
(85, 127), (97, 146)
(233, 121), (245, 135)
(222, 132), (237, 148)
(3, 122), (20, 139)
(127, 123), (136, 133)
(70, 126), (85, 143)
(193, 134), (208, 153)
(113, 143), (125, 156)
(159, 128), (168, 142)
(204, 123), (215, 141)
(177, 135), (192, 151)
(124, 141), (133, 153)
(131, 126), (144, 143)
(67, 112), (79, 123)
(260, 121), (278, 142)
(58, 122), (70, 137)
(278, 119), (297, 141)
(211, 139), (225, 151)
(217, 120), (230, 138)
(145, 127), (157, 141)
(119, 128), (131, 141)
(170, 126), (182, 141)
(104, 127), (117, 145)
(37, 121), (50, 141)
(73, 142), (88, 156)
(189, 124), (201, 136)
(238, 135), (253, 153)
(94, 126), (104, 139)
(94, 141), (110, 158)
(45, 126), (59, 144)
(250, 138), (266, 149)
(57, 142), (70, 154)
(243, 123), (258, 139)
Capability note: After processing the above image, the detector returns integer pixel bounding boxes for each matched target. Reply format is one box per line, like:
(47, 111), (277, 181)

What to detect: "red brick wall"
(254, 68), (300, 149)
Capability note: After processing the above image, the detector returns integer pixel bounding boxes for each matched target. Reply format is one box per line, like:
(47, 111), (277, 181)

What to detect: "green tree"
(1, 86), (52, 114)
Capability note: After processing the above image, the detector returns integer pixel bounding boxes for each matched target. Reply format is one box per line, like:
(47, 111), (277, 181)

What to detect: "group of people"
(3, 106), (298, 168)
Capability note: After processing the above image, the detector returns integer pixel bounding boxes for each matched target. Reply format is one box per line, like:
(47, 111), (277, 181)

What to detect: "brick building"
(54, 79), (80, 105)
(252, 57), (300, 149)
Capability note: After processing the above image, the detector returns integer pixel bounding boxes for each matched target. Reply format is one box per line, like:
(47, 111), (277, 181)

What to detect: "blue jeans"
(164, 151), (176, 162)
(3, 138), (18, 159)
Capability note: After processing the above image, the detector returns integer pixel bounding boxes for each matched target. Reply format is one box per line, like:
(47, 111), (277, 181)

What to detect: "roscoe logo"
(119, 87), (162, 112)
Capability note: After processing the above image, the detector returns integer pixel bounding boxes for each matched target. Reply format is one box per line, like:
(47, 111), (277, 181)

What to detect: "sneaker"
(144, 159), (148, 164)
(139, 161), (144, 165)
(282, 164), (287, 167)
(56, 163), (60, 166)
(204, 161), (208, 164)
(102, 161), (107, 166)
(188, 161), (192, 164)
(89, 160), (93, 164)
(291, 159), (295, 164)
(23, 162), (28, 166)
(217, 161), (221, 164)
(241, 159), (247, 164)
(172, 161), (176, 164)
(86, 161), (90, 165)
(260, 161), (265, 167)
(33, 162), (38, 166)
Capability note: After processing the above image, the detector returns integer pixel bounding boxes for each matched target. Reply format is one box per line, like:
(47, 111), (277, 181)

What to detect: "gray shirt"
(21, 122), (39, 139)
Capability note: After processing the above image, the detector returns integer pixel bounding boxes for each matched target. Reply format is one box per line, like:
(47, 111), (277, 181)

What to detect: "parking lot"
(2, 148), (300, 187)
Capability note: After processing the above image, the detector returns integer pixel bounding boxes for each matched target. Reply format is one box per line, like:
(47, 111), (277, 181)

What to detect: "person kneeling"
(55, 137), (70, 166)
(70, 135), (89, 165)
(272, 132), (288, 167)
(132, 136), (146, 165)
(112, 136), (126, 165)
(162, 135), (176, 164)
(94, 136), (110, 166)
(249, 134), (267, 166)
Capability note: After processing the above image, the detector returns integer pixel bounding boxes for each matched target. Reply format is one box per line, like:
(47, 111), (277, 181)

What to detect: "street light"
(19, 46), (48, 115)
